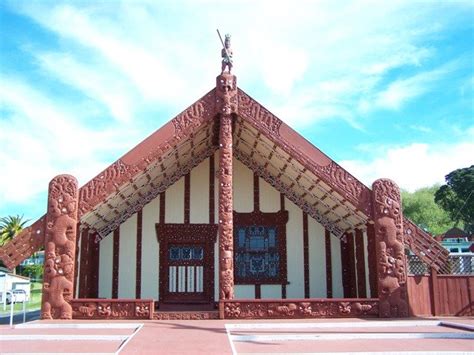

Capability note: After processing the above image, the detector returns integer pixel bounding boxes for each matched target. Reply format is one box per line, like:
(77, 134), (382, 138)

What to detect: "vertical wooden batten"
(135, 209), (143, 299)
(325, 229), (333, 298)
(112, 228), (120, 299)
(303, 212), (310, 298)
(355, 229), (367, 298)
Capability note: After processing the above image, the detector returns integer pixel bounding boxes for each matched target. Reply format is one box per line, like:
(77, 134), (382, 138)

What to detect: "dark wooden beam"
(325, 229), (333, 298)
(355, 229), (367, 298)
(112, 228), (120, 299)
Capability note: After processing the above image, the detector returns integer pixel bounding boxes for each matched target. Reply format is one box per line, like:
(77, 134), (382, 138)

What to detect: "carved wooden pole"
(41, 175), (79, 319)
(372, 178), (408, 317)
(216, 73), (238, 315)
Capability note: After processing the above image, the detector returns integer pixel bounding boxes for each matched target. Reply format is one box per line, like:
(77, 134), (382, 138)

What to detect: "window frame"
(233, 210), (289, 285)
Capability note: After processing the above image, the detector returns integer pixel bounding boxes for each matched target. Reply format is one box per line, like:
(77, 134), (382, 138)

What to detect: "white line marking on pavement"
(231, 332), (474, 342)
(225, 324), (238, 355)
(226, 320), (442, 330)
(0, 334), (128, 341)
(237, 352), (474, 355)
(115, 323), (143, 355)
(14, 323), (143, 329)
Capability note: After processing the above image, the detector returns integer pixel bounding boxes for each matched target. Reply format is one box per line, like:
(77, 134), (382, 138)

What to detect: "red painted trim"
(355, 229), (367, 298)
(136, 209), (143, 299)
(209, 155), (215, 224)
(79, 228), (89, 298)
(73, 224), (81, 295)
(366, 223), (378, 297)
(184, 173), (190, 224)
(255, 284), (261, 299)
(89, 233), (100, 298)
(303, 212), (309, 298)
(346, 232), (357, 297)
(159, 192), (165, 224)
(112, 228), (120, 299)
(253, 173), (260, 211)
(340, 235), (350, 298)
(325, 229), (333, 298)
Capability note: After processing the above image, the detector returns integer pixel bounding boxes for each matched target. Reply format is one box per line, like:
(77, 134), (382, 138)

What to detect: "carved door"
(156, 224), (217, 304)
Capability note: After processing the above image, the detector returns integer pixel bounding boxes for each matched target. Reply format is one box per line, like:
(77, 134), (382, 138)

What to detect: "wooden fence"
(407, 272), (473, 316)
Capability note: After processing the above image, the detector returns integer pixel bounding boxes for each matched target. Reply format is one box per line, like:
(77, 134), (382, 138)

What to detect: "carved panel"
(41, 175), (79, 320)
(238, 90), (282, 135)
(222, 299), (379, 319)
(219, 113), (234, 301)
(216, 74), (238, 115)
(0, 218), (45, 269)
(172, 89), (216, 134)
(372, 179), (408, 317)
(153, 311), (219, 320)
(72, 299), (153, 319)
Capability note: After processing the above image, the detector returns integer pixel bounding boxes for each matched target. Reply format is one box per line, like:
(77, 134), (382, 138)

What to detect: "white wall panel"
(234, 285), (254, 299)
(118, 214), (136, 298)
(233, 158), (253, 212)
(308, 217), (326, 297)
(261, 285), (281, 299)
(98, 232), (113, 298)
(331, 235), (343, 298)
(286, 198), (304, 298)
(259, 178), (280, 213)
(190, 158), (209, 223)
(214, 242), (219, 301)
(165, 177), (184, 223)
(141, 195), (159, 299)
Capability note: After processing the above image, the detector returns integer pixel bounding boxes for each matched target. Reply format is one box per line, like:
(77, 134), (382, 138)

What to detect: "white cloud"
(0, 77), (138, 203)
(340, 137), (474, 192)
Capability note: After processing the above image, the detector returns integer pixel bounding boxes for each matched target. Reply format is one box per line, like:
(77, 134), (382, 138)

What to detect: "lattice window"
(234, 225), (284, 283)
(408, 253), (474, 275)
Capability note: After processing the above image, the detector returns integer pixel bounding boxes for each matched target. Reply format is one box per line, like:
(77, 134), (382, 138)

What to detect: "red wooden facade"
(1, 61), (468, 321)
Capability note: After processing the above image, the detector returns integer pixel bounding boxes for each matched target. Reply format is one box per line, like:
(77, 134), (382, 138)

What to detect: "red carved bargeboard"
(71, 299), (154, 320)
(221, 299), (379, 319)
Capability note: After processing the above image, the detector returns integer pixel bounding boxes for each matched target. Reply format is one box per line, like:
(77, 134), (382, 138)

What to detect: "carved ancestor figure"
(372, 179), (408, 317)
(221, 34), (233, 74)
(41, 175), (78, 320)
(220, 250), (234, 299)
(41, 254), (74, 319)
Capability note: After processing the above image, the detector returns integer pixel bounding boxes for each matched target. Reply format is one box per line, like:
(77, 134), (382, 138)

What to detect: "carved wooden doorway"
(156, 224), (217, 305)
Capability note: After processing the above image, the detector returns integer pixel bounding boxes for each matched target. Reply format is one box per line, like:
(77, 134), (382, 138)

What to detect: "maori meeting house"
(1, 48), (471, 321)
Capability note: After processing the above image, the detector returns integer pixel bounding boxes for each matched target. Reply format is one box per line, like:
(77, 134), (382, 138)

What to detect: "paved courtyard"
(0, 318), (473, 354)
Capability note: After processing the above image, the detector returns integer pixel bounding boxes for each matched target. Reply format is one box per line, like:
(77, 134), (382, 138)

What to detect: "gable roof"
(0, 80), (449, 270)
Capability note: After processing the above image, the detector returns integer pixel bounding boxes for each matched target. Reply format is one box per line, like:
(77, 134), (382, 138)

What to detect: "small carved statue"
(221, 34), (233, 74)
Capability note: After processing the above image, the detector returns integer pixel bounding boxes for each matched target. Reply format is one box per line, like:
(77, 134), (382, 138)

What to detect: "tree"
(0, 215), (30, 247)
(435, 165), (474, 233)
(402, 186), (454, 235)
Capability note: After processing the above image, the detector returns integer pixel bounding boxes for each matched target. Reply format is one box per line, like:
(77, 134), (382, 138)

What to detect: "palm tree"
(0, 215), (30, 247)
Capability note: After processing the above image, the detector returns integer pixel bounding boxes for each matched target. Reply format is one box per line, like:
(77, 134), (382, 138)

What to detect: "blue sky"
(1, 0), (473, 222)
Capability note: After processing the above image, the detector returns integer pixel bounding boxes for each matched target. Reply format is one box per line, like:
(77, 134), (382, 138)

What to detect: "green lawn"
(0, 282), (42, 315)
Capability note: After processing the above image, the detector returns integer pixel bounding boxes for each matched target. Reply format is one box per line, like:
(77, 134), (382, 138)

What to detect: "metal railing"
(4, 290), (27, 328)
